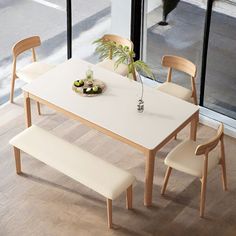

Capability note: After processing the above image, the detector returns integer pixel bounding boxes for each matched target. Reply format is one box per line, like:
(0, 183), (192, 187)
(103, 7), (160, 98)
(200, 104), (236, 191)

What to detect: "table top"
(23, 58), (199, 151)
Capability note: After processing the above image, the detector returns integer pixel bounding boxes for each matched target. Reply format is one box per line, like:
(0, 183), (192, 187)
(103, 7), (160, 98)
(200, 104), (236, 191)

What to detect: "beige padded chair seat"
(10, 125), (135, 200)
(165, 140), (220, 177)
(16, 62), (55, 83)
(97, 59), (128, 76)
(157, 82), (193, 102)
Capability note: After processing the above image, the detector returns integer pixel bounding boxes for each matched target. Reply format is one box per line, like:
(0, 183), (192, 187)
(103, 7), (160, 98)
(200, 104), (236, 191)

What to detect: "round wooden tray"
(72, 79), (106, 97)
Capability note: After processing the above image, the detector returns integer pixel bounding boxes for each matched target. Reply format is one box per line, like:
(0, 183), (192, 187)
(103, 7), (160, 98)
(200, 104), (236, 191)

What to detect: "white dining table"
(22, 58), (199, 206)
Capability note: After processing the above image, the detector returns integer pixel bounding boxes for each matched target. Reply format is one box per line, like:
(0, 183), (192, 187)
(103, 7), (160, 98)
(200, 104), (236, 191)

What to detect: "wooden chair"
(96, 34), (134, 78)
(157, 55), (198, 105)
(10, 36), (55, 114)
(161, 123), (227, 217)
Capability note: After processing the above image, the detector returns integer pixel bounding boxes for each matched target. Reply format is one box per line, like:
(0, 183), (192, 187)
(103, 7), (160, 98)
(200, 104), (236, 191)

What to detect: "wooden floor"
(1, 97), (236, 236)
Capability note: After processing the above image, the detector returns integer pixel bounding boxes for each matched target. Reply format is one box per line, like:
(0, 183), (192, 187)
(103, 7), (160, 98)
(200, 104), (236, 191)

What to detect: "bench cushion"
(10, 125), (135, 200)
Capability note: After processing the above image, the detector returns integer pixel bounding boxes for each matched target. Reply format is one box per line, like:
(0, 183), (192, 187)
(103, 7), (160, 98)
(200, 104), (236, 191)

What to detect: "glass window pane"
(72, 0), (111, 63)
(144, 0), (205, 100)
(0, 0), (67, 104)
(204, 1), (236, 119)
(0, 0), (111, 105)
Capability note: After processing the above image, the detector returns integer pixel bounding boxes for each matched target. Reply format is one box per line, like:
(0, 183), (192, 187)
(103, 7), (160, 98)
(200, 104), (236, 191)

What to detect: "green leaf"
(93, 36), (155, 80)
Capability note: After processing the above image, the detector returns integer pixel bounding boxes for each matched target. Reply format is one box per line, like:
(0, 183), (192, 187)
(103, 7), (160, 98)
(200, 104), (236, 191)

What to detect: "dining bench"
(9, 125), (135, 228)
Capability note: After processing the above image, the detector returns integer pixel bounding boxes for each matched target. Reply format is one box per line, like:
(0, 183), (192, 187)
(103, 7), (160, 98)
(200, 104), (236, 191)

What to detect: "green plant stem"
(129, 52), (137, 81)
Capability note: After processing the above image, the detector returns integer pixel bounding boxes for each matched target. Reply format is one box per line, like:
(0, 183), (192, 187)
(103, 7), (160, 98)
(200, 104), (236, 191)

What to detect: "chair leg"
(193, 91), (198, 105)
(200, 176), (207, 218)
(10, 75), (16, 103)
(221, 161), (227, 191)
(161, 167), (172, 195)
(174, 134), (177, 140)
(14, 147), (21, 174)
(126, 185), (133, 209)
(36, 102), (41, 115)
(220, 138), (227, 191)
(106, 199), (112, 229)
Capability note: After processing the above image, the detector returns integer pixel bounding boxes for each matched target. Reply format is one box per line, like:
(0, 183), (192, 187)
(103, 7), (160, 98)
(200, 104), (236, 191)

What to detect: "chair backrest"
(195, 123), (224, 156)
(102, 34), (134, 59)
(162, 55), (196, 78)
(12, 36), (41, 58)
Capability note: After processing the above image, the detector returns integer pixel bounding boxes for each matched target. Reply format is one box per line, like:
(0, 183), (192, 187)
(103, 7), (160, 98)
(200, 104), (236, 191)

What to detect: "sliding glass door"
(0, 0), (112, 105)
(144, 1), (204, 90)
(142, 0), (236, 120)
(0, 0), (67, 105)
(204, 1), (236, 119)
(71, 0), (111, 63)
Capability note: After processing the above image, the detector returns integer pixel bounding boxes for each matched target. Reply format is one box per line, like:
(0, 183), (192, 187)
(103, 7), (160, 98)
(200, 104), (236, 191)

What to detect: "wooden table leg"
(144, 150), (156, 207)
(190, 111), (199, 141)
(24, 92), (32, 127)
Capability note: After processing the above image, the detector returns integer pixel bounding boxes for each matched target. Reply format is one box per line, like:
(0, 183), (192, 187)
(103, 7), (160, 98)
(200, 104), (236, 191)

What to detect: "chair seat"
(96, 59), (128, 76)
(16, 62), (55, 83)
(165, 140), (220, 177)
(157, 82), (193, 102)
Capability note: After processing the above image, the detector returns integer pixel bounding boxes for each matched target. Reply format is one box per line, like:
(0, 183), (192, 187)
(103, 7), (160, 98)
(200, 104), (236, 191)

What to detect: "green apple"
(92, 85), (98, 92)
(74, 81), (80, 87)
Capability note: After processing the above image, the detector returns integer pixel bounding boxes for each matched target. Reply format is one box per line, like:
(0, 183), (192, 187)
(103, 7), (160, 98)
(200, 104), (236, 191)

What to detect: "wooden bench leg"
(126, 185), (133, 209)
(14, 147), (21, 174)
(106, 199), (112, 229)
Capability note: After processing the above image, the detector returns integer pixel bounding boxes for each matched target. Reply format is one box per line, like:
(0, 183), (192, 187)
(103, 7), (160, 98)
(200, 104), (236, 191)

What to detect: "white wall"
(110, 0), (132, 39)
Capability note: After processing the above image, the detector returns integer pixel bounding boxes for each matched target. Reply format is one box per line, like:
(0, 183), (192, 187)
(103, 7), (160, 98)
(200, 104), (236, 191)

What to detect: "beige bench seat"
(10, 125), (135, 228)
